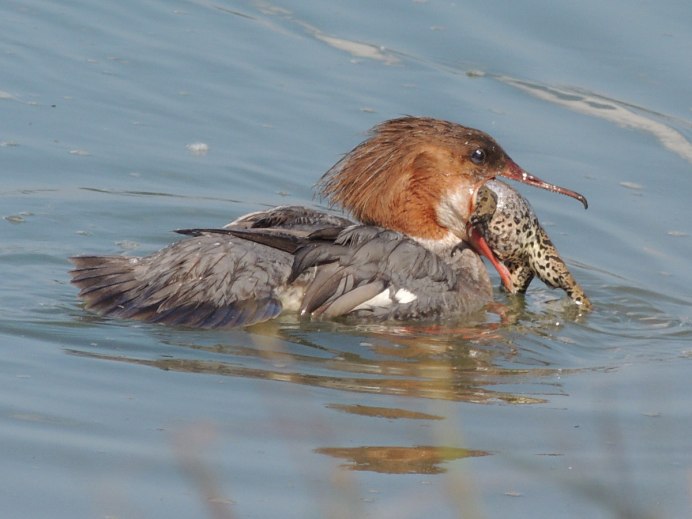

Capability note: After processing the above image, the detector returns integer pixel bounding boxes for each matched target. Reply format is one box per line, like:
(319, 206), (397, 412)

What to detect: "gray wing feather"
(293, 226), (491, 320)
(70, 234), (292, 328)
(227, 205), (354, 230)
(318, 281), (386, 317)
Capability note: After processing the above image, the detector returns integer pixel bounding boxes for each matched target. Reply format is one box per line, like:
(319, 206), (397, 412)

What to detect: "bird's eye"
(470, 148), (487, 165)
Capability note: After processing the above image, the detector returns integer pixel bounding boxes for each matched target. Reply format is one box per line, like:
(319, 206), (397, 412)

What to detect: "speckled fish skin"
(471, 180), (591, 309)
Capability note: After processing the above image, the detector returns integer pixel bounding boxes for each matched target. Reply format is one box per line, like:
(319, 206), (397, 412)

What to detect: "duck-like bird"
(70, 117), (589, 328)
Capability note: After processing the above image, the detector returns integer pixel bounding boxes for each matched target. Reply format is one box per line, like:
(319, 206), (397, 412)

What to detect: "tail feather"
(69, 252), (284, 328)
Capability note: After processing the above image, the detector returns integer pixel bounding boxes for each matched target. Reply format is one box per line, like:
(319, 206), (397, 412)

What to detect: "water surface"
(2, 1), (691, 518)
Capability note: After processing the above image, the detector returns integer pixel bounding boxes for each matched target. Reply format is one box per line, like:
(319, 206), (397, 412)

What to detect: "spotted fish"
(467, 180), (591, 309)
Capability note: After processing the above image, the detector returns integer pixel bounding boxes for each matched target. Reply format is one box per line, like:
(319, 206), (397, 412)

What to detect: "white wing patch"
(393, 288), (418, 304)
(352, 288), (418, 311)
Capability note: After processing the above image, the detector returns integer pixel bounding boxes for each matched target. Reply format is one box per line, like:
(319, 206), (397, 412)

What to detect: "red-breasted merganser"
(70, 117), (588, 328)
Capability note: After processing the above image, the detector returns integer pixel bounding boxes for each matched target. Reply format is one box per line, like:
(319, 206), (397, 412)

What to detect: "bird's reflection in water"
(68, 308), (576, 405)
(68, 305), (585, 473)
(325, 403), (444, 420)
(314, 445), (490, 474)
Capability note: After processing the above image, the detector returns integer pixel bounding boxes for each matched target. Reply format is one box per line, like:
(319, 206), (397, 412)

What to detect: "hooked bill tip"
(503, 161), (588, 209)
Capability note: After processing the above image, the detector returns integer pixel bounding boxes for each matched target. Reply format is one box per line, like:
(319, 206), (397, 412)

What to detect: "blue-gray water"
(2, 1), (691, 518)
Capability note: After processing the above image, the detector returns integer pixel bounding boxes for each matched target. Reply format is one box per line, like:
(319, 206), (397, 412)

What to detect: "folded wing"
(70, 206), (355, 328)
(286, 226), (492, 320)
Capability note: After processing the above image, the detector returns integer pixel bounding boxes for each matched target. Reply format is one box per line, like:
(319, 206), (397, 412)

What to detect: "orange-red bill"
(467, 224), (514, 293)
(503, 160), (588, 209)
